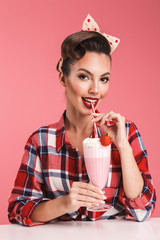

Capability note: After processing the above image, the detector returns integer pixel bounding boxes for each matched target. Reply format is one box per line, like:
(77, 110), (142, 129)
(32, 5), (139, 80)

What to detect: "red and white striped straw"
(91, 102), (98, 138)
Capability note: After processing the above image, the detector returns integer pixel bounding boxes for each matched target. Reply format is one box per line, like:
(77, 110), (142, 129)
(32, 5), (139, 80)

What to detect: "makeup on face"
(82, 97), (99, 109)
(64, 52), (111, 114)
(77, 67), (110, 109)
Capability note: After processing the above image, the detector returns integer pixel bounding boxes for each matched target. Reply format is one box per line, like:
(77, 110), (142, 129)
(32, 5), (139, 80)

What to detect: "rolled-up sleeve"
(8, 135), (49, 226)
(118, 122), (156, 222)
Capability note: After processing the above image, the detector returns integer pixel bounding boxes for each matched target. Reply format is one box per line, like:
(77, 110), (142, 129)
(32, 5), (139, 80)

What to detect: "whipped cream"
(83, 137), (103, 148)
(83, 137), (111, 159)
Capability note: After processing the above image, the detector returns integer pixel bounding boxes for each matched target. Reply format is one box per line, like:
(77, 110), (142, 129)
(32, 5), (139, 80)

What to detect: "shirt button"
(82, 171), (85, 174)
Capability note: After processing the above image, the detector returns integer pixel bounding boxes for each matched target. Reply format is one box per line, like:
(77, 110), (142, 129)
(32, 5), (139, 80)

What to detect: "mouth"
(82, 97), (99, 109)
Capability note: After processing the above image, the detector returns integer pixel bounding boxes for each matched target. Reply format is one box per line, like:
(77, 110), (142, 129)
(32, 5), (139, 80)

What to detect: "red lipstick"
(82, 97), (99, 109)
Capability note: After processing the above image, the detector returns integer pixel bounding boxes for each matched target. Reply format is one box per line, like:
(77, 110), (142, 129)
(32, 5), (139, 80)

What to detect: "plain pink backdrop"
(0, 0), (159, 225)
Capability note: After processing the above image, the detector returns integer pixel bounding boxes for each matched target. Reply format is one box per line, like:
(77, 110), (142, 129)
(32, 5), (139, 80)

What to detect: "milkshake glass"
(83, 137), (112, 211)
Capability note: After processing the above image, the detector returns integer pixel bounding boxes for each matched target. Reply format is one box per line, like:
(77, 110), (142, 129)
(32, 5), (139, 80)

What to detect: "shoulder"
(31, 122), (59, 137)
(125, 119), (139, 130)
(125, 119), (141, 139)
(125, 119), (147, 155)
(26, 121), (59, 148)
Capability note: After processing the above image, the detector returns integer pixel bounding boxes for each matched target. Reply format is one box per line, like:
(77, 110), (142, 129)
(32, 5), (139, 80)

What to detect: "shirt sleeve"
(118, 121), (156, 222)
(8, 135), (50, 226)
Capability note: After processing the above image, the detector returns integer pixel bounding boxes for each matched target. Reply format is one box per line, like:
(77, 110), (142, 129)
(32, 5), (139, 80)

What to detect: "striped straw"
(91, 102), (98, 138)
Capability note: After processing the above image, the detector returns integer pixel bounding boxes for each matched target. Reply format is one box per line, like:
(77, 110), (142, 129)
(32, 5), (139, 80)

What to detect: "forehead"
(72, 52), (111, 72)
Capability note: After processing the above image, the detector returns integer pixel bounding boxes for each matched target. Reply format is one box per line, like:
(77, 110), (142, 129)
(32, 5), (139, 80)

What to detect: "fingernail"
(103, 195), (106, 200)
(100, 200), (105, 204)
(99, 190), (103, 194)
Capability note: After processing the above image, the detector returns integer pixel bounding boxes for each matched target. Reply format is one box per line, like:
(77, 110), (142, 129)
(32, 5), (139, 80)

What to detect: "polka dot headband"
(58, 14), (120, 73)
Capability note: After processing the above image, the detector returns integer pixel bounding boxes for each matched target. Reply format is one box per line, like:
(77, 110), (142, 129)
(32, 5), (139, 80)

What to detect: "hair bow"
(82, 14), (120, 54)
(58, 14), (120, 73)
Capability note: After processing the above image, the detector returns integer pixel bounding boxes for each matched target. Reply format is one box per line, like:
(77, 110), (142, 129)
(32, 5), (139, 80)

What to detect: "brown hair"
(56, 31), (111, 76)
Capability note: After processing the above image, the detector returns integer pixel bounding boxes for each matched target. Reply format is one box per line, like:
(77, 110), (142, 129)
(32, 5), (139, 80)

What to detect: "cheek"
(70, 81), (86, 96)
(101, 84), (109, 98)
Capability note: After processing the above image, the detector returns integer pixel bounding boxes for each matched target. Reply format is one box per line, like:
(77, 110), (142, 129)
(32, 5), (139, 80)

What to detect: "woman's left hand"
(92, 111), (128, 150)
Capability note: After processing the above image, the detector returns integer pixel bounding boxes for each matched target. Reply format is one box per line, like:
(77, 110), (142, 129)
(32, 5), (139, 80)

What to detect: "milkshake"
(83, 137), (111, 189)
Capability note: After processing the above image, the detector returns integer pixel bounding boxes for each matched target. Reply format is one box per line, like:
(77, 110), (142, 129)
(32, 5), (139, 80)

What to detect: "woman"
(8, 15), (156, 226)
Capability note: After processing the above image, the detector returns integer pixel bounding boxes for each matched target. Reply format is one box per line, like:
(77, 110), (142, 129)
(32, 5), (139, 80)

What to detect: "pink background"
(0, 0), (159, 225)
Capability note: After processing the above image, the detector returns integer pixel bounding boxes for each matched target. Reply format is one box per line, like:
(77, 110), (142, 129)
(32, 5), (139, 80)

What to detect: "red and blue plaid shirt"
(8, 111), (156, 226)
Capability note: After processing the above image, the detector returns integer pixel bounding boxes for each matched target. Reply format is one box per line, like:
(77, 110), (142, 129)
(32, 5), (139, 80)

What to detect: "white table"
(0, 218), (160, 240)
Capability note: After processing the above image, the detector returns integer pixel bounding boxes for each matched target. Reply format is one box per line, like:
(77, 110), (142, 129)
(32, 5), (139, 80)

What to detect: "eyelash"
(78, 74), (109, 83)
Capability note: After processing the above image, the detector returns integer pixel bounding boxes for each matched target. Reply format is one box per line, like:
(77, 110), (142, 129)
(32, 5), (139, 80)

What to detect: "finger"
(107, 113), (123, 123)
(92, 114), (104, 123)
(77, 201), (101, 208)
(97, 113), (113, 126)
(75, 194), (105, 204)
(93, 116), (114, 127)
(76, 187), (106, 200)
(74, 182), (104, 195)
(92, 112), (115, 124)
(91, 113), (101, 116)
(92, 111), (115, 118)
(92, 114), (110, 126)
(99, 114), (110, 126)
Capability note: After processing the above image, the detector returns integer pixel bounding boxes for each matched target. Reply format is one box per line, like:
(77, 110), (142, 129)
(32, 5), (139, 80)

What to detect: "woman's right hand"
(64, 182), (106, 213)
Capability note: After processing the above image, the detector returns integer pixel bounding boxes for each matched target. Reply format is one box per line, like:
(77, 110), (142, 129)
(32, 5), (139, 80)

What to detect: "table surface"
(0, 218), (160, 240)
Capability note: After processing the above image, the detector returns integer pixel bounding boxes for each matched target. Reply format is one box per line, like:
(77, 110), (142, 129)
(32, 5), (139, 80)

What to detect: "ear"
(59, 72), (66, 87)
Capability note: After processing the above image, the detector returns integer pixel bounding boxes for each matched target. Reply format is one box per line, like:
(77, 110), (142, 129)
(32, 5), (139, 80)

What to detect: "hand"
(64, 182), (106, 213)
(92, 111), (128, 150)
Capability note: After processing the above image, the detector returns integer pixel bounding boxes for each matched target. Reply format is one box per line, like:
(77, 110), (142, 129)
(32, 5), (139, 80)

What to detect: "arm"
(30, 182), (106, 222)
(118, 140), (144, 200)
(118, 122), (156, 221)
(30, 195), (70, 222)
(8, 135), (106, 226)
(93, 112), (144, 199)
(92, 112), (156, 221)
(8, 135), (50, 226)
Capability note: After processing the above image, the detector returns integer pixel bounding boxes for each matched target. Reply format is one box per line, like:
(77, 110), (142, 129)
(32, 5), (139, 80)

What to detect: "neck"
(65, 108), (93, 135)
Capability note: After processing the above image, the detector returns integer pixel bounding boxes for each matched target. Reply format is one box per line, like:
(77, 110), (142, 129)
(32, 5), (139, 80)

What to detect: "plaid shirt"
(8, 111), (156, 226)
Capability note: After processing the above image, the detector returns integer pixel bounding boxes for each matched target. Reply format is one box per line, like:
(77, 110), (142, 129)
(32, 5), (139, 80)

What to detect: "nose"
(88, 80), (99, 95)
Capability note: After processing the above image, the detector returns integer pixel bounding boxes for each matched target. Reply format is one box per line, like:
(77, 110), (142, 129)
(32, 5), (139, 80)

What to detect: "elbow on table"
(129, 208), (152, 222)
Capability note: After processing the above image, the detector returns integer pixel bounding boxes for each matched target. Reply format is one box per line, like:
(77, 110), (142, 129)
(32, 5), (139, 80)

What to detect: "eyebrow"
(77, 68), (110, 77)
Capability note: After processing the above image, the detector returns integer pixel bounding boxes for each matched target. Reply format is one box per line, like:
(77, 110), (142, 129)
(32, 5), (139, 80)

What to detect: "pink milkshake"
(83, 137), (111, 189)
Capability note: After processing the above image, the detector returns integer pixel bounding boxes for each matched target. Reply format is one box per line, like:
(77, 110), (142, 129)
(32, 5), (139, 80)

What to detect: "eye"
(78, 74), (89, 80)
(100, 77), (110, 83)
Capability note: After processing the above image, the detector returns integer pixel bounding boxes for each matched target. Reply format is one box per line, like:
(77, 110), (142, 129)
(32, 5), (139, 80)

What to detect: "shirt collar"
(56, 111), (66, 153)
(56, 110), (102, 153)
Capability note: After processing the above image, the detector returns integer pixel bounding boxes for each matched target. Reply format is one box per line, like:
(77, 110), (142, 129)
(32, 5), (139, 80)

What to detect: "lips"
(82, 97), (99, 109)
